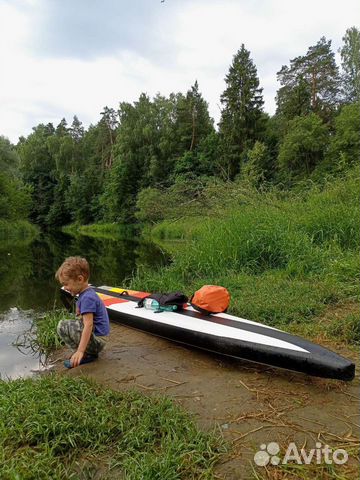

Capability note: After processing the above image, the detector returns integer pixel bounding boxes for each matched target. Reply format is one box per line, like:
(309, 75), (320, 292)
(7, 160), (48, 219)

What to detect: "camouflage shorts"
(57, 319), (108, 356)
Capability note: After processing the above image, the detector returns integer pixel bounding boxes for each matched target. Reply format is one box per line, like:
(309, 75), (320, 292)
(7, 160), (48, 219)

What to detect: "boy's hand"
(70, 350), (84, 367)
(70, 313), (93, 367)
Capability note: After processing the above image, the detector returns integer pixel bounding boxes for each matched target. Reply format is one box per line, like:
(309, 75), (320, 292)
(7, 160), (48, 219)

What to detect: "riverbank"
(62, 223), (139, 240)
(0, 220), (38, 243)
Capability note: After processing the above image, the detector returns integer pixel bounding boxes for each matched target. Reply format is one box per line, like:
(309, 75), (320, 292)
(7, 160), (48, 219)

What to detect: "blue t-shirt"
(77, 288), (110, 336)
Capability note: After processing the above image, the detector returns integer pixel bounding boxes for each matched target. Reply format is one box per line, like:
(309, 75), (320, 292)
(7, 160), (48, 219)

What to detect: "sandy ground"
(54, 323), (360, 480)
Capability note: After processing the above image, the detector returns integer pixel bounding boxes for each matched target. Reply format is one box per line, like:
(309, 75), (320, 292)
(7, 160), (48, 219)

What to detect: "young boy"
(55, 256), (110, 368)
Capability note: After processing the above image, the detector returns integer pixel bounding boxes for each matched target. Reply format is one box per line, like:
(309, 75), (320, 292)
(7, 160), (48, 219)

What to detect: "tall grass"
(0, 375), (225, 479)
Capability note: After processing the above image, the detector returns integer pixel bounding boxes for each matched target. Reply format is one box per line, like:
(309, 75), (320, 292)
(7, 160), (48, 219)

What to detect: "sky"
(0, 0), (359, 143)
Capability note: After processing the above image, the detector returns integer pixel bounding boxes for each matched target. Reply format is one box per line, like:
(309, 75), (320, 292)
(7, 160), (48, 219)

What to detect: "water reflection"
(0, 231), (169, 312)
(0, 230), (169, 378)
(0, 308), (41, 380)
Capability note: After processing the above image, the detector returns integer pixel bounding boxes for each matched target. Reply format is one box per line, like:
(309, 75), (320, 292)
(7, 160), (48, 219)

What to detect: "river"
(0, 230), (169, 379)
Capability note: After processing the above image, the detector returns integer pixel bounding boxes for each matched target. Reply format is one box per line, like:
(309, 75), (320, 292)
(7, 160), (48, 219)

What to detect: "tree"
(174, 81), (214, 153)
(325, 103), (360, 169)
(45, 119), (73, 226)
(340, 27), (360, 103)
(135, 187), (167, 223)
(17, 123), (57, 225)
(278, 114), (329, 178)
(101, 90), (211, 222)
(55, 118), (68, 137)
(0, 136), (20, 177)
(0, 137), (31, 221)
(276, 37), (340, 122)
(219, 44), (264, 180)
(172, 131), (221, 180)
(275, 77), (311, 120)
(242, 141), (272, 187)
(70, 115), (84, 143)
(100, 94), (156, 221)
(0, 173), (32, 221)
(99, 106), (119, 169)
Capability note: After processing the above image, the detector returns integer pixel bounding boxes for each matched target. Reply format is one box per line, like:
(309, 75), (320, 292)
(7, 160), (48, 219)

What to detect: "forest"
(1, 28), (359, 230)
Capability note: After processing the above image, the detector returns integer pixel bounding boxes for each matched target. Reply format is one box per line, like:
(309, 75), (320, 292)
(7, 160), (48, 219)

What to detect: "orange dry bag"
(190, 285), (230, 315)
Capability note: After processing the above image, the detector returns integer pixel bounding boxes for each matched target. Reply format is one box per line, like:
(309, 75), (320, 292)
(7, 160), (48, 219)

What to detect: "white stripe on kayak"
(97, 286), (282, 332)
(107, 301), (309, 353)
(187, 306), (282, 331)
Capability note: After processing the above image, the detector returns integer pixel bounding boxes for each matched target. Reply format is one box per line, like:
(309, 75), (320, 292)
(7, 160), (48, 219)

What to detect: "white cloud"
(0, 0), (359, 142)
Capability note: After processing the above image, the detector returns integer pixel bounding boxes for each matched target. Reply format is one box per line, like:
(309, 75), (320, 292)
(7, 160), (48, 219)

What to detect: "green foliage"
(0, 220), (38, 242)
(100, 87), (215, 222)
(174, 80), (214, 153)
(242, 141), (271, 187)
(18, 123), (59, 225)
(276, 36), (340, 122)
(0, 173), (32, 221)
(0, 376), (225, 479)
(135, 187), (167, 223)
(0, 136), (32, 222)
(276, 77), (312, 120)
(100, 93), (175, 221)
(324, 103), (360, 170)
(278, 114), (329, 179)
(0, 136), (20, 176)
(296, 169), (360, 250)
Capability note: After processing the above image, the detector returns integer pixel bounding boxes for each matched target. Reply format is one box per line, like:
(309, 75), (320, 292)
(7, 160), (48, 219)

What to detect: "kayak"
(60, 286), (355, 381)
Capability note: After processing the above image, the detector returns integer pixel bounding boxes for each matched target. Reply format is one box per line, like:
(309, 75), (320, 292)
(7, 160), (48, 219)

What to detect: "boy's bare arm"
(71, 313), (94, 367)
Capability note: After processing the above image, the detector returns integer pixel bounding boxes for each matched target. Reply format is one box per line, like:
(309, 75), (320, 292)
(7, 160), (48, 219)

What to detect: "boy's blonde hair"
(55, 256), (90, 281)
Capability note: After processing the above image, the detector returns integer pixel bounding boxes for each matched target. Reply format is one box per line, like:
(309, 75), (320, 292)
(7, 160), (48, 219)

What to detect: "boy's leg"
(57, 319), (83, 351)
(57, 319), (107, 356)
(85, 335), (107, 356)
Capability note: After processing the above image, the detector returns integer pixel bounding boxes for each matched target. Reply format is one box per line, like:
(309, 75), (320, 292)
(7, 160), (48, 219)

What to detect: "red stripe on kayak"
(101, 297), (128, 307)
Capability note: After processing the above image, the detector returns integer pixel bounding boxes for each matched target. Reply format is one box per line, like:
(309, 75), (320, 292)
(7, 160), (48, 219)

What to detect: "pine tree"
(276, 37), (340, 122)
(175, 81), (214, 153)
(219, 44), (264, 180)
(100, 106), (119, 169)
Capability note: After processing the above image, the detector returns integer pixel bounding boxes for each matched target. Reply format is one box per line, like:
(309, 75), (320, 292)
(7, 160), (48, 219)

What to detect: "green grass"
(0, 375), (225, 480)
(132, 167), (360, 344)
(324, 311), (360, 345)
